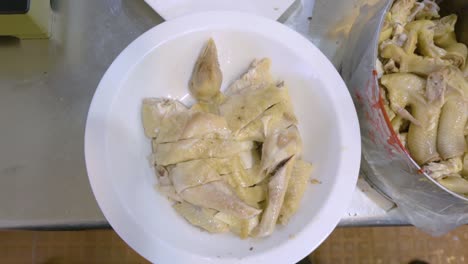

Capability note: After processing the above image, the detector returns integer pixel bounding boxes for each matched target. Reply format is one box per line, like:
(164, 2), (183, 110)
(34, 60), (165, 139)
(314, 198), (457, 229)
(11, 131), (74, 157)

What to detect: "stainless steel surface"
(0, 0), (163, 228)
(0, 0), (410, 229)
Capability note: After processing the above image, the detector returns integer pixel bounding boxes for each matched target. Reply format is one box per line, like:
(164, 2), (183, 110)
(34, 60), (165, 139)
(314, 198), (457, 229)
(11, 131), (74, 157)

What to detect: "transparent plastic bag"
(309, 0), (468, 235)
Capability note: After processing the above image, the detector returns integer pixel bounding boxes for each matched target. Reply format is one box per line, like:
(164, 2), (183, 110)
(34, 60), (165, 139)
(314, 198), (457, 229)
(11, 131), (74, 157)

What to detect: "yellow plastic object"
(0, 0), (51, 39)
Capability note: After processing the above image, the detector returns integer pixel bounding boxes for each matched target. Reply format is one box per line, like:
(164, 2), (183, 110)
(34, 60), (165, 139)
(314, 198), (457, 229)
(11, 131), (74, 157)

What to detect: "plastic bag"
(338, 0), (468, 236)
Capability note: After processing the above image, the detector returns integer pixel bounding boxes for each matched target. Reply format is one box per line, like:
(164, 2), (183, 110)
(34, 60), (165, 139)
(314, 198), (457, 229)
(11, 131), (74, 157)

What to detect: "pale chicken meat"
(253, 157), (296, 238)
(214, 212), (259, 239)
(261, 125), (302, 174)
(379, 1), (468, 196)
(141, 98), (187, 138)
(236, 102), (298, 142)
(180, 180), (261, 219)
(154, 165), (182, 202)
(189, 38), (222, 102)
(169, 160), (221, 193)
(238, 148), (261, 170)
(141, 38), (313, 237)
(173, 201), (229, 233)
(279, 159), (314, 225)
(153, 139), (253, 166)
(220, 84), (288, 133)
(155, 111), (231, 143)
(225, 58), (273, 95)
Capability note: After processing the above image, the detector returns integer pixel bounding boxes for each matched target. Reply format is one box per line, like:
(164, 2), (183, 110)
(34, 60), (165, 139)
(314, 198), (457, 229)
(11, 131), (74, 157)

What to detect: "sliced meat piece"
(214, 212), (259, 239)
(238, 148), (261, 170)
(261, 125), (302, 174)
(173, 201), (229, 233)
(141, 98), (187, 138)
(220, 85), (287, 133)
(252, 157), (296, 237)
(180, 180), (261, 219)
(153, 139), (253, 166)
(169, 160), (221, 193)
(226, 58), (273, 95)
(157, 185), (182, 202)
(223, 164), (267, 189)
(156, 111), (231, 144)
(279, 159), (313, 224)
(236, 102), (297, 142)
(437, 174), (468, 194)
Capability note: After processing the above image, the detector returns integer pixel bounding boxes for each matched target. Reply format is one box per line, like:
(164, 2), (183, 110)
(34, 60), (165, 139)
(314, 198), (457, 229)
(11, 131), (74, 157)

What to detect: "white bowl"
(85, 11), (361, 264)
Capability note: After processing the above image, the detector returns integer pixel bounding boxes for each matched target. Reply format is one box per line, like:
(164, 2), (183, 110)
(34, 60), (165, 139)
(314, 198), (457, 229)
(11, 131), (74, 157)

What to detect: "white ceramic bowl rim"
(85, 11), (361, 264)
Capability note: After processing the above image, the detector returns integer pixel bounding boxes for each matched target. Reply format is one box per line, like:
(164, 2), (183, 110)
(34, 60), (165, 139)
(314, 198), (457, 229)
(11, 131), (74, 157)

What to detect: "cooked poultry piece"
(189, 38), (222, 102)
(174, 201), (229, 233)
(434, 15), (457, 47)
(389, 0), (416, 25)
(220, 84), (288, 133)
(380, 43), (450, 76)
(169, 160), (221, 193)
(437, 174), (468, 194)
(214, 212), (259, 239)
(169, 156), (262, 191)
(236, 102), (297, 142)
(204, 156), (247, 175)
(381, 73), (441, 164)
(379, 0), (468, 196)
(261, 125), (302, 174)
(155, 111), (231, 143)
(437, 94), (467, 160)
(443, 43), (467, 69)
(227, 162), (268, 187)
(180, 180), (262, 219)
(279, 159), (314, 225)
(253, 157), (296, 238)
(405, 20), (446, 58)
(225, 58), (273, 95)
(238, 148), (261, 170)
(155, 165), (182, 202)
(412, 0), (439, 20)
(141, 98), (187, 138)
(153, 139), (253, 166)
(142, 38), (313, 236)
(423, 157), (462, 180)
(463, 154), (468, 177)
